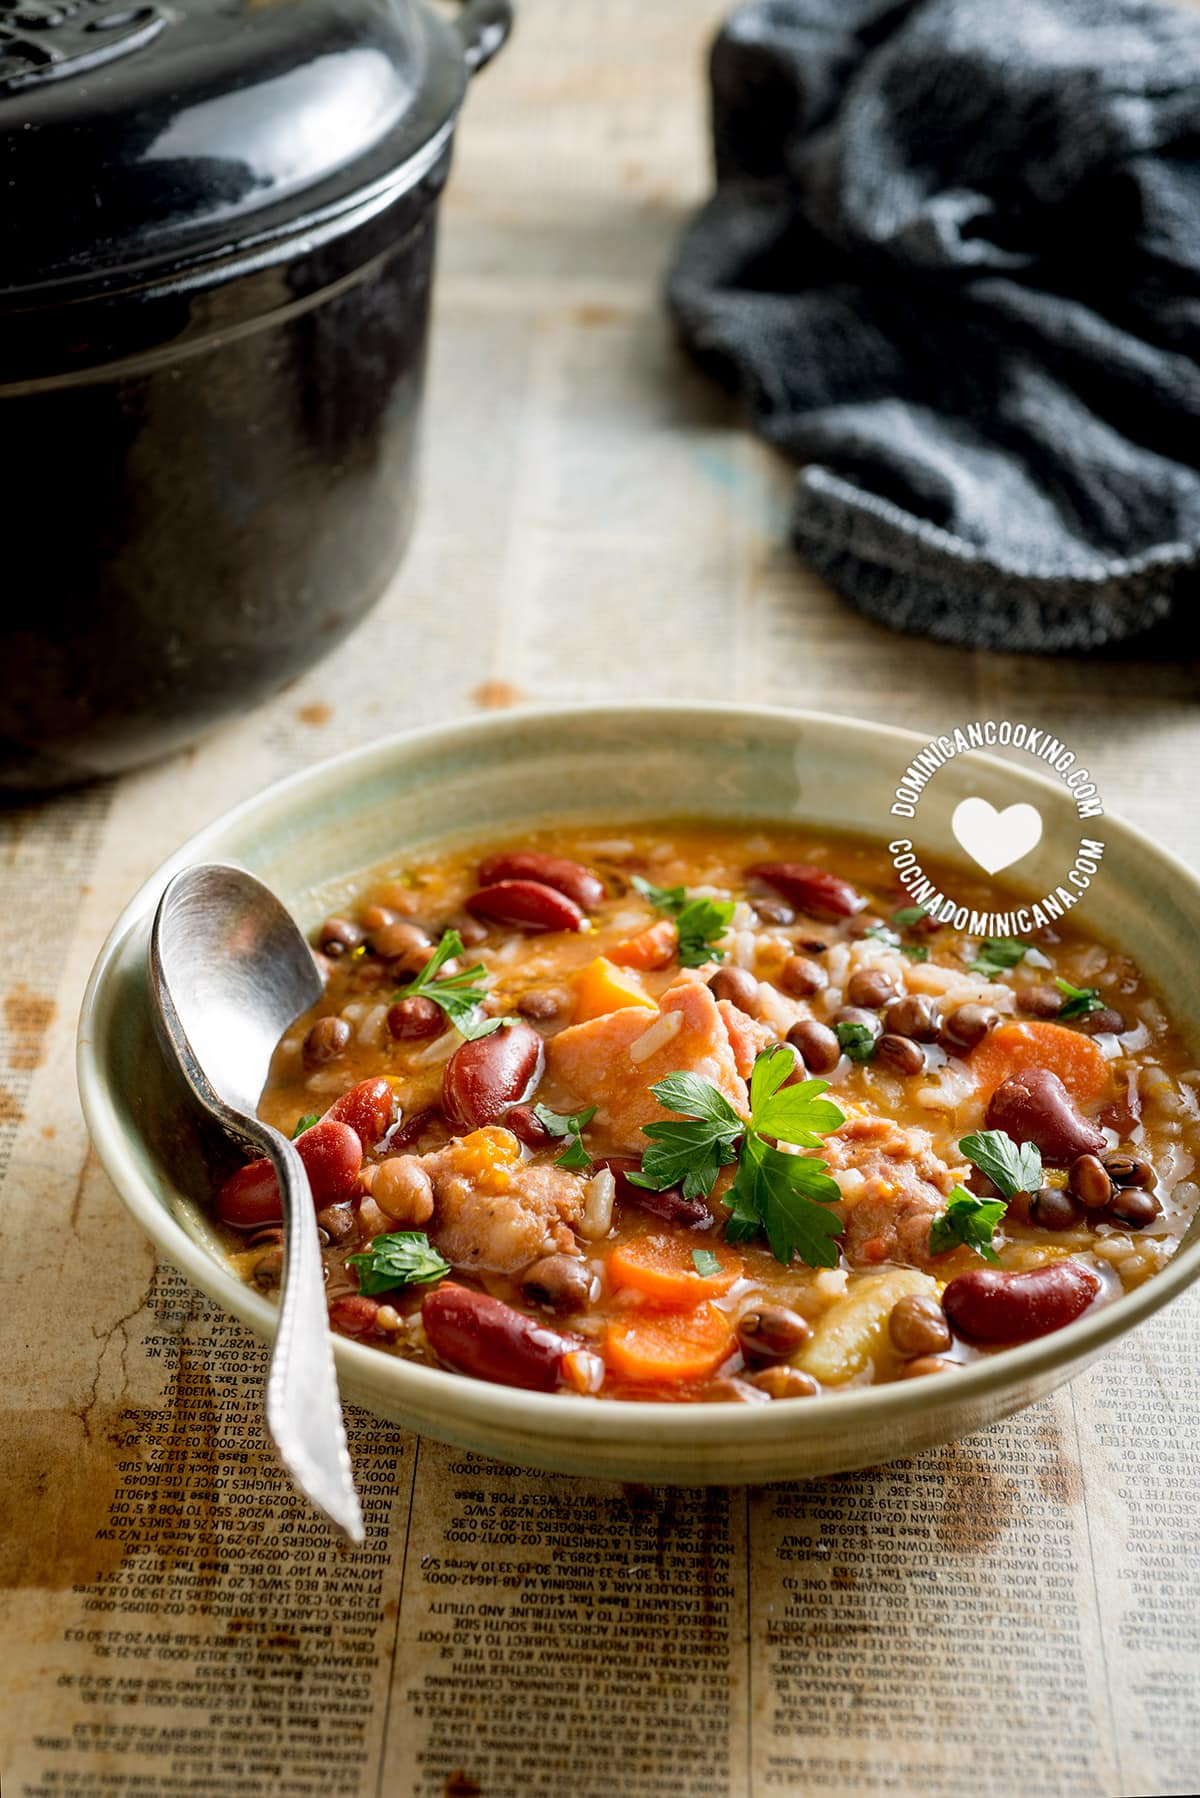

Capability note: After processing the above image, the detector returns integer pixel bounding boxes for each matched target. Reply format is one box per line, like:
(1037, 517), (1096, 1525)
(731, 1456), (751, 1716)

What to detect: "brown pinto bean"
(369, 920), (432, 962)
(325, 1077), (397, 1148)
(251, 1245), (285, 1290)
(876, 1032), (925, 1076)
(1107, 1186), (1162, 1228)
(1029, 1186), (1084, 1230)
(746, 861), (865, 920)
(779, 954), (827, 997)
(943, 1260), (1101, 1344)
(1020, 982), (1066, 1018)
(750, 1367), (821, 1399)
(795, 935), (830, 953)
(442, 1022), (544, 1130)
(465, 879), (586, 934)
(598, 1156), (712, 1227)
(1074, 1006), (1127, 1037)
(884, 994), (940, 1041)
(387, 996), (446, 1041)
(985, 1067), (1106, 1165)
(736, 1305), (813, 1363)
(1069, 1154), (1114, 1210)
(303, 1015), (351, 1068)
(506, 1102), (553, 1148)
(708, 1377), (772, 1404)
(317, 917), (364, 957)
(708, 966), (760, 1013)
(359, 905), (397, 933)
(937, 1002), (999, 1054)
(422, 1284), (580, 1391)
(786, 1019), (841, 1074)
(315, 1202), (357, 1245)
(888, 1294), (951, 1357)
(520, 1254), (594, 1312)
(901, 1356), (954, 1379)
(752, 896), (794, 926)
(1102, 1151), (1155, 1189)
(515, 988), (567, 1021)
(371, 1156), (435, 1226)
(966, 1165), (1002, 1199)
(847, 967), (899, 1009)
(477, 850), (604, 910)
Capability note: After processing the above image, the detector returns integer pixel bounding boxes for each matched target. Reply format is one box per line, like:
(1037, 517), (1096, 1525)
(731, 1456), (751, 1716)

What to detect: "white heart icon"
(951, 797), (1043, 875)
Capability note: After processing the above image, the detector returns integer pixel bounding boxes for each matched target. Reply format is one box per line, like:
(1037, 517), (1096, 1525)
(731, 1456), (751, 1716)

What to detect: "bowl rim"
(77, 699), (1200, 1446)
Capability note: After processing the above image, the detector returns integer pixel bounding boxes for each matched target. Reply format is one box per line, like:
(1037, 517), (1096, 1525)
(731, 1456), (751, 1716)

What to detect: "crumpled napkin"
(667, 0), (1200, 653)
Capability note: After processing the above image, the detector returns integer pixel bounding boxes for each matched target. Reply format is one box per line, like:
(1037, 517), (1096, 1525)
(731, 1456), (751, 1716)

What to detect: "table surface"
(3, 3), (1200, 1794)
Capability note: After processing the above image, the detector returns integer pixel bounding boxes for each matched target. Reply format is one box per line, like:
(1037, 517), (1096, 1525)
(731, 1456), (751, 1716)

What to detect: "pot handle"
(456, 0), (513, 74)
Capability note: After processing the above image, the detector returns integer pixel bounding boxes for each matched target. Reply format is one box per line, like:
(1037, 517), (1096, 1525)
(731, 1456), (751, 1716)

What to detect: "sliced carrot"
(605, 1303), (735, 1384)
(608, 919), (678, 971)
(969, 1021), (1111, 1105)
(573, 955), (657, 1023)
(608, 1233), (743, 1305)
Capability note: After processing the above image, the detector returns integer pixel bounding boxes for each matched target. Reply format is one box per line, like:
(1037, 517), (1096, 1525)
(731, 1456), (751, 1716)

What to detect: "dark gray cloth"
(667, 0), (1200, 653)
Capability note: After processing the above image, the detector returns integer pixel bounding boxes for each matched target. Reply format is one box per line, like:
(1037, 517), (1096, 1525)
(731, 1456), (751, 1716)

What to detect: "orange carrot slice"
(969, 1020), (1111, 1105)
(608, 1233), (743, 1305)
(609, 919), (678, 971)
(604, 1303), (735, 1383)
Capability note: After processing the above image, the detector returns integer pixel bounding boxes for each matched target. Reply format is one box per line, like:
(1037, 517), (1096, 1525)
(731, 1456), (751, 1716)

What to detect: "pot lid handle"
(455, 0), (513, 74)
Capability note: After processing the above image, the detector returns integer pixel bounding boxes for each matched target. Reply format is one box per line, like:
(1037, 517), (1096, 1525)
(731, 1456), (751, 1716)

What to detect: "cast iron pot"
(0, 0), (512, 790)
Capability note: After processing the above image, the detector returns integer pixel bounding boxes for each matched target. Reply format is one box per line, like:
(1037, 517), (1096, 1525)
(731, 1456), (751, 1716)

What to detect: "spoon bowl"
(149, 862), (364, 1543)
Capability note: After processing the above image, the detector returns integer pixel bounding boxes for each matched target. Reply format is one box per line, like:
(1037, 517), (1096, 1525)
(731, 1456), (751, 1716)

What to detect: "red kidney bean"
(943, 1261), (1101, 1345)
(385, 1106), (445, 1156)
(214, 1119), (362, 1228)
(329, 1294), (383, 1337)
(477, 850), (605, 910)
(506, 1102), (554, 1148)
(422, 1284), (580, 1391)
(465, 879), (586, 934)
(985, 1067), (1106, 1164)
(747, 861), (865, 920)
(324, 1076), (397, 1148)
(597, 1156), (713, 1227)
(442, 1022), (544, 1131)
(387, 996), (445, 1041)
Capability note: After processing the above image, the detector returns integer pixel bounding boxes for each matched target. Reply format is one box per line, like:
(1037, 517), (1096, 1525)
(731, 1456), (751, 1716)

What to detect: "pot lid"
(0, 0), (501, 298)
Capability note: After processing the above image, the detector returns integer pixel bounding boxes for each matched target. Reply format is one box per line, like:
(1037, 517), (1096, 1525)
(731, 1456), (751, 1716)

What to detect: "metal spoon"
(149, 862), (364, 1544)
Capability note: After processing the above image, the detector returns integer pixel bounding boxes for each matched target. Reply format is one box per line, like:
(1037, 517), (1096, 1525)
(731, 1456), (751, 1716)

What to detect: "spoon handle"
(256, 1125), (365, 1544)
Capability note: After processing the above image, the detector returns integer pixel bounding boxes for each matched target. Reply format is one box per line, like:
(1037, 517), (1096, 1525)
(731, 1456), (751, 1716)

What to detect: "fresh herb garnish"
(347, 1231), (451, 1295)
(892, 906), (930, 928)
(835, 1019), (877, 1063)
(394, 928), (511, 1041)
(864, 922), (902, 948)
(291, 1113), (320, 1139)
(900, 943), (929, 962)
(634, 1045), (845, 1268)
(929, 1187), (1005, 1264)
(532, 1102), (598, 1170)
(632, 875), (737, 969)
(1054, 977), (1104, 1020)
(692, 1248), (721, 1277)
(968, 936), (1031, 979)
(958, 1128), (1042, 1201)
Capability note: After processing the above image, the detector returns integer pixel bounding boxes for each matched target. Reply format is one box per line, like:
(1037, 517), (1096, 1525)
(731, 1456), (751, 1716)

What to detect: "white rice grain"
(629, 1008), (683, 1063)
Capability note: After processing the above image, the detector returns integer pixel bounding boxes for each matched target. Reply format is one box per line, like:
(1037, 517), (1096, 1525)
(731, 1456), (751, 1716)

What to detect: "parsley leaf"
(291, 1113), (320, 1140)
(630, 1073), (743, 1199)
(632, 875), (736, 968)
(929, 1186), (1005, 1264)
(835, 1019), (877, 1062)
(724, 1130), (844, 1268)
(347, 1231), (451, 1295)
(958, 1128), (1042, 1201)
(532, 1102), (597, 1171)
(968, 936), (1031, 979)
(692, 1248), (721, 1277)
(892, 906), (930, 927)
(395, 929), (512, 1041)
(901, 943), (930, 963)
(1054, 977), (1104, 1020)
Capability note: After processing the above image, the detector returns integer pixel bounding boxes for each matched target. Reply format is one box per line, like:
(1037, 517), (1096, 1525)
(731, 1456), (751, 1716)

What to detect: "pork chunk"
(546, 981), (750, 1155)
(402, 1127), (587, 1275)
(828, 1115), (964, 1271)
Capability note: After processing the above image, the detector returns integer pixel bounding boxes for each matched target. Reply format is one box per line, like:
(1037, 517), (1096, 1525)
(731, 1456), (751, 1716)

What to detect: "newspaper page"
(3, 0), (1200, 1792)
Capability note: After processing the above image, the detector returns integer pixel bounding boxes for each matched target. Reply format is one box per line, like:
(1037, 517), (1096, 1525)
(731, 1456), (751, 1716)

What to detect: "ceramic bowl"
(78, 704), (1200, 1483)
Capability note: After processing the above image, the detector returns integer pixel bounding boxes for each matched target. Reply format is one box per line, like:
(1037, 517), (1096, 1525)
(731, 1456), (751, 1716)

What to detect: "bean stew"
(213, 826), (1200, 1402)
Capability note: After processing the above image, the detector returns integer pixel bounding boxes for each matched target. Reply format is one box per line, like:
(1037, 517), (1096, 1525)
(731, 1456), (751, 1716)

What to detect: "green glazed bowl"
(77, 704), (1200, 1483)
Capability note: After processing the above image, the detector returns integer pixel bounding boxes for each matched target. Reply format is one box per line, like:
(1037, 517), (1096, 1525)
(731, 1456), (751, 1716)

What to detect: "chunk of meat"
(828, 1116), (964, 1271)
(547, 981), (750, 1155)
(717, 999), (774, 1080)
(405, 1127), (588, 1274)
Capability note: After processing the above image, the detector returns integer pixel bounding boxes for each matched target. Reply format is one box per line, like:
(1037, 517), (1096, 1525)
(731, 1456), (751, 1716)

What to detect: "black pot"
(0, 0), (512, 790)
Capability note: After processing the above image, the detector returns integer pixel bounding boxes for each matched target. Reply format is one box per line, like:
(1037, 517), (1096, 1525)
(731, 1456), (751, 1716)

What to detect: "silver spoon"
(149, 862), (364, 1544)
